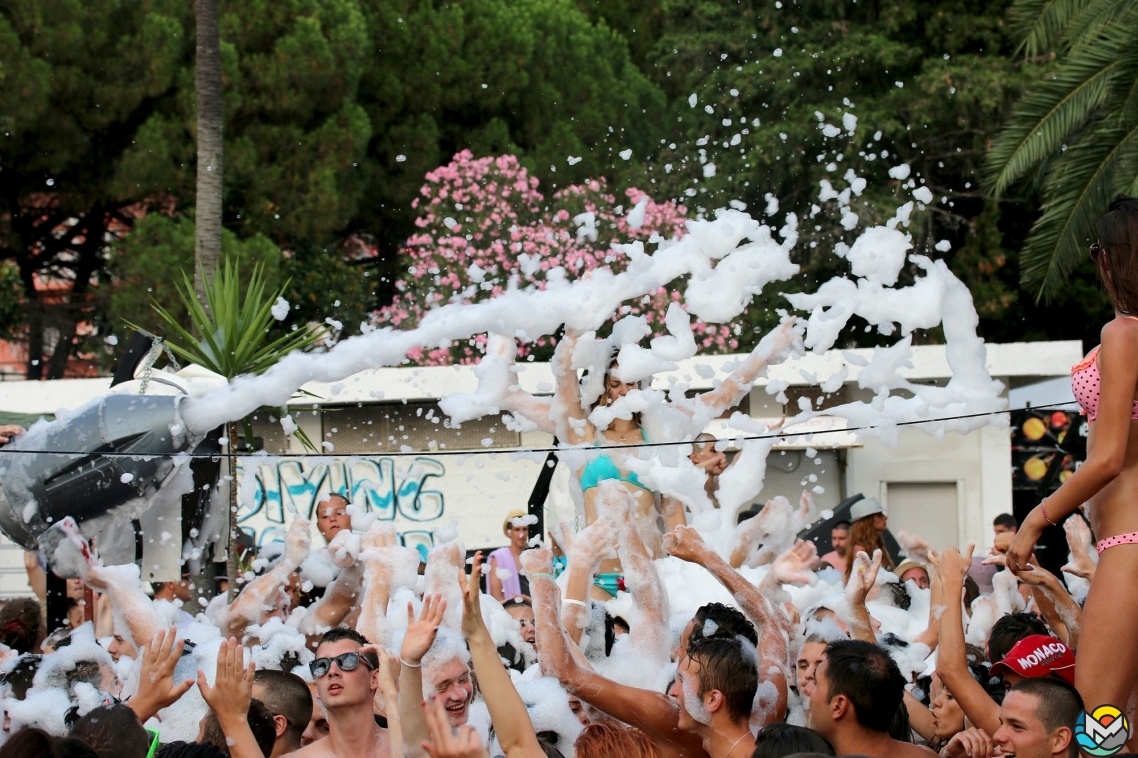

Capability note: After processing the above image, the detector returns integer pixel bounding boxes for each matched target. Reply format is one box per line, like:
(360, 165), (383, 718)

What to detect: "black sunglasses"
(309, 651), (377, 679)
(1090, 242), (1106, 262)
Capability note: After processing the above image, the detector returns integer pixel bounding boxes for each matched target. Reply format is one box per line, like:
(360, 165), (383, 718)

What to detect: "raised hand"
(518, 547), (555, 580)
(1061, 516), (1097, 580)
(662, 525), (712, 565)
(422, 695), (490, 758)
(0, 424), (24, 444)
(770, 540), (819, 586)
(896, 530), (933, 565)
(197, 636), (254, 717)
(940, 544), (976, 585)
(459, 552), (488, 641)
(401, 595), (446, 667)
(560, 518), (616, 567)
(327, 529), (361, 569)
(845, 549), (883, 603)
(283, 517), (312, 568)
(794, 490), (814, 532)
(128, 626), (194, 722)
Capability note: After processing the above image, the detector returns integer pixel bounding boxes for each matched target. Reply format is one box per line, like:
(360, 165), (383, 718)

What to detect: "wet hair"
(962, 575), (980, 611)
(888, 696), (913, 742)
(989, 611), (1049, 664)
(57, 737), (99, 758)
(0, 653), (42, 699)
(0, 727), (57, 758)
(574, 723), (661, 758)
(752, 723), (835, 757)
(691, 603), (758, 647)
(821, 639), (905, 733)
(317, 627), (371, 649)
(882, 582), (911, 611)
(253, 670), (313, 750)
(1094, 195), (1138, 315)
(1008, 678), (1084, 758)
(687, 635), (758, 722)
(70, 704), (149, 758)
(993, 513), (1017, 529)
(202, 699), (276, 758)
(0, 597), (45, 653)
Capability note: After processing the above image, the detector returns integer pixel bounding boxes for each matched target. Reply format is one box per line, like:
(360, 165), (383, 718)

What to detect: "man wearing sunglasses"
(290, 628), (390, 758)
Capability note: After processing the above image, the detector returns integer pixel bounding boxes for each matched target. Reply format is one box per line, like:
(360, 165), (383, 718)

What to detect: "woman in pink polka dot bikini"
(1007, 195), (1138, 739)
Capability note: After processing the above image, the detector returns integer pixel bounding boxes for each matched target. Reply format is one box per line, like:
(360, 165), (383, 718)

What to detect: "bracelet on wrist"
(530, 572), (557, 581)
(562, 598), (588, 609)
(399, 657), (421, 669)
(1040, 500), (1058, 527)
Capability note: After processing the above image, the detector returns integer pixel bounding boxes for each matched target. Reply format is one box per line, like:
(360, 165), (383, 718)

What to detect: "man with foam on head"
(991, 677), (1082, 758)
(252, 669), (314, 758)
(291, 627), (390, 758)
(807, 639), (935, 758)
(667, 635), (758, 758)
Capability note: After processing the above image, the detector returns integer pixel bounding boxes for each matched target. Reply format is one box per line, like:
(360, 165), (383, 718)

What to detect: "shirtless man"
(290, 628), (394, 758)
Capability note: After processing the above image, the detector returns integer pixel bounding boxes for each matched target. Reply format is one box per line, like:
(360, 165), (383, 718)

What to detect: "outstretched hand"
(771, 540), (819, 586)
(129, 626), (194, 722)
(422, 695), (490, 758)
(459, 552), (488, 641)
(845, 549), (883, 602)
(401, 595), (446, 667)
(518, 547), (555, 580)
(662, 525), (712, 565)
(197, 636), (254, 718)
(560, 518), (616, 566)
(283, 517), (312, 568)
(1061, 516), (1097, 580)
(940, 544), (976, 585)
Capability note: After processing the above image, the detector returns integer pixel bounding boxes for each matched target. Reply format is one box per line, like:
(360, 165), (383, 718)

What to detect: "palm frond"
(1064, 0), (1138, 55)
(985, 37), (1124, 195)
(1021, 119), (1138, 298)
(1011, 0), (1093, 58)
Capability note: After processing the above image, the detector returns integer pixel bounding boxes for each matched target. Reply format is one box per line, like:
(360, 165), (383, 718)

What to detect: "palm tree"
(146, 259), (327, 598)
(985, 0), (1138, 300)
(193, 0), (224, 300)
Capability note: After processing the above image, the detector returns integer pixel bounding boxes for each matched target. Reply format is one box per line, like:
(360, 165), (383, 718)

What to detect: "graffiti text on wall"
(237, 457), (445, 557)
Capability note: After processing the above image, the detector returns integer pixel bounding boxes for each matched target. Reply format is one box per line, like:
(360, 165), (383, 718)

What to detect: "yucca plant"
(985, 0), (1138, 300)
(133, 257), (328, 596)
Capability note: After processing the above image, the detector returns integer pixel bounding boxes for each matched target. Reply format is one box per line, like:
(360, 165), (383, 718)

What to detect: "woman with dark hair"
(0, 597), (45, 654)
(1007, 195), (1138, 734)
(0, 727), (58, 758)
(843, 498), (894, 582)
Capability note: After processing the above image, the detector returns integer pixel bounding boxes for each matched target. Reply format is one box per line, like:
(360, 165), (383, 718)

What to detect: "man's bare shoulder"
(284, 739), (335, 757)
(894, 739), (938, 757)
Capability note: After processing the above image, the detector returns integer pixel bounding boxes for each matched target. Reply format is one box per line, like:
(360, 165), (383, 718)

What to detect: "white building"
(0, 339), (1083, 595)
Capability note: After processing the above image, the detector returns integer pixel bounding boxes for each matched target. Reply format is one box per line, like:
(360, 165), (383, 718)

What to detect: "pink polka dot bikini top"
(1071, 345), (1138, 421)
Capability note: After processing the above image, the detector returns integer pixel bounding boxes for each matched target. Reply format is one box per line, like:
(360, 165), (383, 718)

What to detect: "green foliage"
(105, 214), (281, 364)
(280, 240), (376, 339)
(145, 257), (317, 378)
(0, 261), (24, 341)
(986, 0), (1138, 299)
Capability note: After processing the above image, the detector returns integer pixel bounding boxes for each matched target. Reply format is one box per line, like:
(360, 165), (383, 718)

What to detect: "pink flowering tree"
(375, 150), (737, 364)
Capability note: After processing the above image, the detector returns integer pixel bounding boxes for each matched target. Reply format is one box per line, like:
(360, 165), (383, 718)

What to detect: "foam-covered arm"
(935, 546), (1000, 737)
(527, 548), (699, 749)
(1019, 563), (1081, 650)
(398, 595), (446, 758)
(461, 554), (544, 758)
(557, 519), (614, 645)
(551, 329), (589, 444)
(355, 525), (421, 648)
(83, 563), (163, 650)
(297, 563), (364, 639)
(698, 319), (797, 414)
(222, 518), (311, 638)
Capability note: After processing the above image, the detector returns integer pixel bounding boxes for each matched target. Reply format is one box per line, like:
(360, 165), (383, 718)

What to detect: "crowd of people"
(1, 195), (1138, 758)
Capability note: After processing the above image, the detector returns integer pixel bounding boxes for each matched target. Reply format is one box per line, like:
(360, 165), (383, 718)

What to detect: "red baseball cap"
(990, 634), (1075, 685)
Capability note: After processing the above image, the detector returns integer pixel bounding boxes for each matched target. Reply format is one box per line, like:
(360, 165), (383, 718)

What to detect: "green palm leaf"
(1011, 0), (1093, 58)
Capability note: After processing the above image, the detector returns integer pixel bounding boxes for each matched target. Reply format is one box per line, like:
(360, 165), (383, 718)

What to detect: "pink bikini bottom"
(1097, 531), (1138, 554)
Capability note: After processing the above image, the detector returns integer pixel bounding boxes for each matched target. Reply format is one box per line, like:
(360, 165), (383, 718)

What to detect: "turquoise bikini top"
(580, 428), (650, 492)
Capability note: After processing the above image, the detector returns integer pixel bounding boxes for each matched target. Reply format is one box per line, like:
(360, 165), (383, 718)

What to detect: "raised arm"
(460, 553), (544, 758)
(83, 563), (164, 650)
(127, 627), (195, 722)
(198, 637), (264, 758)
(439, 333), (555, 434)
(697, 319), (797, 414)
(1018, 561), (1081, 650)
(220, 517), (311, 639)
(595, 482), (670, 660)
(556, 518), (615, 645)
(911, 551), (943, 651)
(398, 595), (447, 758)
(662, 526), (794, 727)
(524, 548), (702, 752)
(294, 531), (365, 641)
(550, 329), (590, 445)
(842, 549), (883, 644)
(354, 524), (421, 648)
(935, 545), (1001, 737)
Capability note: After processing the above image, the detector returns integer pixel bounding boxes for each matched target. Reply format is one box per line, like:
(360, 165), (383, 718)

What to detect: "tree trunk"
(193, 0), (223, 303)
